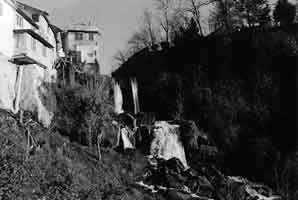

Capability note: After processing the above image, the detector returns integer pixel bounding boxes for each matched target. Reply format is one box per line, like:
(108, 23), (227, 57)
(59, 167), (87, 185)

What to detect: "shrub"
(54, 75), (116, 147)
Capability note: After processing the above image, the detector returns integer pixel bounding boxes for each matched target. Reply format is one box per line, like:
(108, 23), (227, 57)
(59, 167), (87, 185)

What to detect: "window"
(89, 33), (94, 41)
(15, 35), (21, 48)
(32, 14), (39, 22)
(15, 34), (25, 49)
(76, 51), (82, 63)
(42, 46), (47, 57)
(87, 52), (93, 57)
(75, 33), (83, 40)
(16, 14), (24, 27)
(31, 37), (36, 51)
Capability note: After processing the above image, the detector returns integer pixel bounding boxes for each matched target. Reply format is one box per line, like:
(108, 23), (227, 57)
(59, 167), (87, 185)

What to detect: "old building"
(0, 0), (63, 127)
(62, 23), (101, 74)
(0, 0), (59, 69)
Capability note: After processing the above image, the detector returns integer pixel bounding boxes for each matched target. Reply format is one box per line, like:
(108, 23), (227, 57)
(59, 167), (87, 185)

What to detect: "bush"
(54, 75), (116, 147)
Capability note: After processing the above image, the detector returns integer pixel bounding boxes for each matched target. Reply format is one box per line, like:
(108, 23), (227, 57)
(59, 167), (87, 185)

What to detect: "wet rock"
(137, 155), (280, 200)
(150, 121), (188, 168)
(225, 177), (281, 200)
(135, 125), (153, 154)
(186, 176), (214, 198)
(177, 120), (200, 152)
(164, 190), (213, 200)
(118, 112), (136, 130)
(144, 157), (186, 189)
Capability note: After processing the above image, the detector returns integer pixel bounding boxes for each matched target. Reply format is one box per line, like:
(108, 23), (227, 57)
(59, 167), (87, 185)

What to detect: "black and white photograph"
(0, 0), (297, 199)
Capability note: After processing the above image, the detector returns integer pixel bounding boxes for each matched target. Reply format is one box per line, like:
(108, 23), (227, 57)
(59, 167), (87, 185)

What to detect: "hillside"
(113, 24), (298, 198)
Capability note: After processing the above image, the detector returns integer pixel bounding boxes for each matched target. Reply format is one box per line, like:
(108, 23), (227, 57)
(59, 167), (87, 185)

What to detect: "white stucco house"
(0, 0), (64, 126)
(62, 23), (101, 74)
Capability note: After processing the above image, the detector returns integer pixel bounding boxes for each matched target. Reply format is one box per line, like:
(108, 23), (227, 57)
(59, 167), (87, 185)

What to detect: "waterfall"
(130, 77), (140, 114)
(150, 121), (188, 168)
(114, 81), (124, 114)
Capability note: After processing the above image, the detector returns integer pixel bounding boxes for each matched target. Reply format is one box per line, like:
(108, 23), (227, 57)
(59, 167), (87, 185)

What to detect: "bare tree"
(128, 29), (151, 51)
(209, 0), (242, 32)
(237, 0), (271, 27)
(274, 0), (297, 26)
(154, 0), (174, 43)
(128, 9), (162, 52)
(183, 0), (216, 36)
(114, 50), (128, 64)
(143, 10), (158, 46)
(170, 1), (190, 35)
(112, 50), (129, 72)
(112, 10), (161, 71)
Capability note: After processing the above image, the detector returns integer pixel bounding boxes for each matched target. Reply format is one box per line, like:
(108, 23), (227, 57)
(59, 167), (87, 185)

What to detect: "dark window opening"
(89, 33), (94, 41)
(75, 33), (83, 40)
(32, 14), (39, 22)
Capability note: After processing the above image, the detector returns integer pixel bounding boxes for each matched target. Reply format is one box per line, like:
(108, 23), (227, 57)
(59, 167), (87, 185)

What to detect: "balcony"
(14, 29), (53, 48)
(11, 31), (52, 68)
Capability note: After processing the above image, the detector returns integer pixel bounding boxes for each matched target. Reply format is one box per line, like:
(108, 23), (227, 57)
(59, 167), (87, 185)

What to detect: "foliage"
(209, 0), (271, 32)
(274, 0), (297, 26)
(209, 0), (243, 32)
(236, 0), (271, 27)
(113, 23), (298, 198)
(54, 75), (115, 147)
(0, 110), (166, 200)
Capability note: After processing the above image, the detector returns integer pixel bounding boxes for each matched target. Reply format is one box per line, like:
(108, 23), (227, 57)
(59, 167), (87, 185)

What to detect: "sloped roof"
(3, 0), (39, 29)
(66, 23), (101, 34)
(16, 1), (49, 16)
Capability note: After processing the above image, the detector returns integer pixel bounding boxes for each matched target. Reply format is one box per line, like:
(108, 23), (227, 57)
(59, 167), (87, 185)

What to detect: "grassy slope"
(0, 109), (164, 200)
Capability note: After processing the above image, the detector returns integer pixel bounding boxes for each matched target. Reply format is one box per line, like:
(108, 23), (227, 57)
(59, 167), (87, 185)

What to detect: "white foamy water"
(114, 81), (124, 114)
(130, 77), (140, 114)
(150, 121), (188, 168)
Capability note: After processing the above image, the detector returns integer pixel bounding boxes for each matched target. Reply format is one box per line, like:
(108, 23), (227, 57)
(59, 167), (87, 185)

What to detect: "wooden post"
(14, 65), (24, 113)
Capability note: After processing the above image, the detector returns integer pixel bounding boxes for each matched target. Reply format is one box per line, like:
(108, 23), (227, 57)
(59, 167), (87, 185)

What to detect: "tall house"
(0, 0), (59, 69)
(63, 23), (101, 66)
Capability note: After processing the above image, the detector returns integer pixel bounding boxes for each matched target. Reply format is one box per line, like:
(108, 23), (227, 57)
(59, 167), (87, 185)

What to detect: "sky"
(19, 0), (153, 74)
(18, 0), (294, 74)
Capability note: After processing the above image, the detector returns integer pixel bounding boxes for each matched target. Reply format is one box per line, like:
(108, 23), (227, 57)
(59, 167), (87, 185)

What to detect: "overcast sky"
(19, 0), (153, 74)
(18, 0), (292, 74)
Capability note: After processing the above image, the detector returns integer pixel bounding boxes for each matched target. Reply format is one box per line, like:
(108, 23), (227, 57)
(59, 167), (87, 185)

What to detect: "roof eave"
(67, 30), (101, 34)
(14, 29), (54, 48)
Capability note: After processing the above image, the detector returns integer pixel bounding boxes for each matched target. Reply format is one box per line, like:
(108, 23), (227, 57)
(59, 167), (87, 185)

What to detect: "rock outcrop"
(136, 157), (281, 200)
(150, 121), (188, 168)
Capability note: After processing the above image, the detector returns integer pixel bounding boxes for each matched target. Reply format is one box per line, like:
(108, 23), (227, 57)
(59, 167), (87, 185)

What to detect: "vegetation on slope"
(113, 13), (298, 200)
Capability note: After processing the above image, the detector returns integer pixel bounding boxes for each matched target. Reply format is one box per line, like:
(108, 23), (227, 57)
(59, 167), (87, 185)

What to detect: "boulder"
(164, 190), (213, 200)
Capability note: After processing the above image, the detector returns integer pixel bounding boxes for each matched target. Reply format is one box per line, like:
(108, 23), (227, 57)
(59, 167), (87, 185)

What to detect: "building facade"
(0, 0), (63, 127)
(0, 0), (59, 69)
(62, 23), (101, 71)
